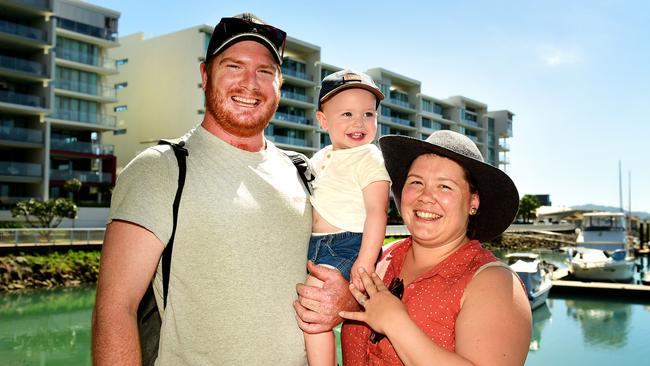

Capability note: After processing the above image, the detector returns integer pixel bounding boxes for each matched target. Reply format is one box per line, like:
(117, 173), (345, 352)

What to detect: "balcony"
(17, 0), (50, 10)
(462, 118), (482, 128)
(0, 161), (42, 177)
(55, 48), (116, 71)
(51, 138), (114, 155)
(388, 98), (415, 109)
(281, 67), (313, 81)
(274, 111), (310, 125)
(466, 135), (481, 144)
(0, 125), (43, 143)
(56, 17), (117, 42)
(50, 108), (116, 128)
(0, 54), (46, 76)
(0, 90), (42, 108)
(49, 169), (112, 183)
(54, 79), (116, 99)
(499, 140), (510, 150)
(383, 115), (415, 127)
(280, 90), (313, 103)
(268, 135), (309, 147)
(0, 19), (46, 42)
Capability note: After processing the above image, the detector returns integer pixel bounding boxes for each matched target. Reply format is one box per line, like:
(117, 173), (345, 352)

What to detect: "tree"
(11, 198), (78, 230)
(518, 195), (541, 223)
(63, 178), (82, 201)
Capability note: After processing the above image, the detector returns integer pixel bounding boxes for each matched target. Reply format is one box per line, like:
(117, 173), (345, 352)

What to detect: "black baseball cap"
(319, 69), (384, 110)
(205, 13), (287, 65)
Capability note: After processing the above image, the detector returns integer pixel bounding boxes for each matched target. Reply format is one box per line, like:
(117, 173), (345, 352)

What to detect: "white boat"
(506, 253), (553, 310)
(568, 212), (636, 282)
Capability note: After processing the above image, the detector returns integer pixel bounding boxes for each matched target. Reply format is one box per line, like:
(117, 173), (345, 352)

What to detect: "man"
(92, 14), (352, 365)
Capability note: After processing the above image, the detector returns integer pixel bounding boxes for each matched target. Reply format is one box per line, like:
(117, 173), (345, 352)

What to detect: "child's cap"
(318, 69), (384, 110)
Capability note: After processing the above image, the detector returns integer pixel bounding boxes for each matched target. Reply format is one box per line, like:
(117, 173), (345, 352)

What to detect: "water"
(1, 273), (649, 365)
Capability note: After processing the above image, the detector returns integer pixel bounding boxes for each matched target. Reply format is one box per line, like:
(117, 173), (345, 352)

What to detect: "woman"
(340, 130), (531, 365)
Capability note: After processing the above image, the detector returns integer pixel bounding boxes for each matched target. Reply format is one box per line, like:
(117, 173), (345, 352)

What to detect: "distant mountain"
(572, 204), (650, 220)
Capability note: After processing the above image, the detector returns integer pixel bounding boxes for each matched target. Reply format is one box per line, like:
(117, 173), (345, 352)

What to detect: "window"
(116, 58), (128, 66)
(114, 105), (127, 112)
(115, 82), (128, 89)
(113, 129), (126, 135)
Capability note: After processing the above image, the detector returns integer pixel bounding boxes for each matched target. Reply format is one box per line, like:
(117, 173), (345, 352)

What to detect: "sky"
(96, 0), (650, 212)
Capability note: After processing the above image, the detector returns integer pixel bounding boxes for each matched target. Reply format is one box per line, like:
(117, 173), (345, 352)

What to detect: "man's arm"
(92, 220), (165, 366)
(294, 261), (358, 334)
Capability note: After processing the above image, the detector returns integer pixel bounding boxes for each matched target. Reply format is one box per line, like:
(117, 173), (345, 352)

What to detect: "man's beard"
(204, 74), (279, 138)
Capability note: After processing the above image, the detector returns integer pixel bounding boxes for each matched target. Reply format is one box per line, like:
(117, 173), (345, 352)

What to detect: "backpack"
(136, 139), (313, 366)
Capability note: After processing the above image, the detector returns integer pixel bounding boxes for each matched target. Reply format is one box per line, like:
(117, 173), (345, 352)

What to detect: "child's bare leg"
(304, 272), (337, 366)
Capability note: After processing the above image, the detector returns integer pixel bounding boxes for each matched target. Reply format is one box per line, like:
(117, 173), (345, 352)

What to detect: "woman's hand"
(339, 268), (407, 335)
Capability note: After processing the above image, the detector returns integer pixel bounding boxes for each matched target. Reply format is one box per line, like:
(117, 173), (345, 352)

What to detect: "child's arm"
(351, 180), (390, 290)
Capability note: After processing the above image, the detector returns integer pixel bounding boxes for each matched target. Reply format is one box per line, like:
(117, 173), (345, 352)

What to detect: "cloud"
(538, 45), (582, 66)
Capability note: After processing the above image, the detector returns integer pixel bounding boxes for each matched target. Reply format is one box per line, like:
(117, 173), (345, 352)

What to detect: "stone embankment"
(484, 232), (577, 251)
(0, 251), (99, 292)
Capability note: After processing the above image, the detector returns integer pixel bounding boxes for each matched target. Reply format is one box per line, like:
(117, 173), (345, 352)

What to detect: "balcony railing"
(19, 0), (49, 10)
(463, 119), (482, 128)
(268, 135), (308, 147)
(0, 161), (42, 177)
(388, 98), (415, 109)
(281, 67), (313, 81)
(499, 140), (510, 150)
(50, 108), (116, 127)
(50, 169), (112, 183)
(0, 19), (46, 41)
(280, 90), (313, 103)
(274, 112), (310, 125)
(55, 48), (116, 71)
(56, 17), (117, 42)
(0, 125), (43, 143)
(384, 115), (414, 127)
(51, 138), (114, 155)
(0, 90), (42, 108)
(0, 54), (45, 75)
(54, 79), (116, 98)
(466, 135), (481, 144)
(0, 228), (106, 247)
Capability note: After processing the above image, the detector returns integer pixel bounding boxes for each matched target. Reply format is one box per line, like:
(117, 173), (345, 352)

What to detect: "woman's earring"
(469, 207), (477, 216)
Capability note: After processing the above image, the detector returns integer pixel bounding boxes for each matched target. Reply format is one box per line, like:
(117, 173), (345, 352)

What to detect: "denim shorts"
(307, 232), (362, 281)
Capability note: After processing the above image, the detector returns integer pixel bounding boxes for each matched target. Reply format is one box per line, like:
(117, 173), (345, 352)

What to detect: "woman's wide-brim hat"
(379, 130), (519, 242)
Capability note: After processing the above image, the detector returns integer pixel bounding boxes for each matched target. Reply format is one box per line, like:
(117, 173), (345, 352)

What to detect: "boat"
(568, 212), (636, 282)
(506, 253), (553, 309)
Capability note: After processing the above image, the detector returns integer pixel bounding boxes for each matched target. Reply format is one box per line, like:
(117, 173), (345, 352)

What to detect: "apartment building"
(105, 23), (514, 172)
(0, 0), (120, 209)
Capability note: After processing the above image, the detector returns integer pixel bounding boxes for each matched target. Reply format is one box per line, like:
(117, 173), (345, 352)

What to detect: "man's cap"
(318, 69), (384, 110)
(205, 13), (287, 65)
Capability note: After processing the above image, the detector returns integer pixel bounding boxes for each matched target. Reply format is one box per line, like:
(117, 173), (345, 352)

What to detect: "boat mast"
(618, 160), (623, 213)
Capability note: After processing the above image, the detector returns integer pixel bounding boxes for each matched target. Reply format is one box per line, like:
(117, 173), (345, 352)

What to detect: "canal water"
(1, 253), (649, 365)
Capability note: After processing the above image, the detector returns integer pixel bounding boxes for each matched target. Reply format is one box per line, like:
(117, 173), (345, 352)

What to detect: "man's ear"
(316, 111), (328, 131)
(200, 62), (209, 91)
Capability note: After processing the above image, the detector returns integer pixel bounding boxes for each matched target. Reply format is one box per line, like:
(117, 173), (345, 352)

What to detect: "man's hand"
(294, 261), (358, 334)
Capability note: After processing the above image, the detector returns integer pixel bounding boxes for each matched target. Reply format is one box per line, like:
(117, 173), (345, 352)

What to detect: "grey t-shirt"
(108, 126), (311, 365)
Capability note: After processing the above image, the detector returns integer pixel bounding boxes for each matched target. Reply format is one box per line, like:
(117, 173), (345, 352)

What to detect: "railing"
(499, 140), (510, 150)
(50, 138), (114, 155)
(388, 98), (415, 109)
(280, 90), (313, 103)
(466, 135), (481, 144)
(0, 125), (43, 143)
(56, 17), (117, 42)
(384, 115), (414, 127)
(274, 112), (310, 125)
(0, 54), (45, 75)
(0, 90), (43, 108)
(281, 67), (313, 81)
(0, 228), (105, 247)
(19, 0), (50, 10)
(49, 169), (112, 183)
(0, 161), (42, 177)
(54, 79), (116, 98)
(0, 19), (45, 41)
(55, 48), (116, 71)
(50, 108), (117, 127)
(268, 135), (308, 147)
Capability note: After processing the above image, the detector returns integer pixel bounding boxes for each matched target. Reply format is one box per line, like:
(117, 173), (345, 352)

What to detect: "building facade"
(0, 0), (120, 209)
(105, 23), (514, 173)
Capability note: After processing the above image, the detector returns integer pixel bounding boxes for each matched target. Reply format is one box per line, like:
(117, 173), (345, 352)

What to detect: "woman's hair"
(462, 165), (480, 239)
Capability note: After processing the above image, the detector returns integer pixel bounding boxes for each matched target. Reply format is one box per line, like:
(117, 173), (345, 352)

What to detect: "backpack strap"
(282, 150), (314, 194)
(157, 138), (188, 308)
